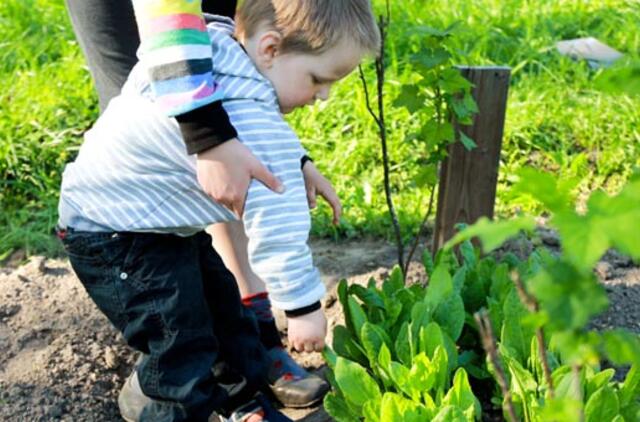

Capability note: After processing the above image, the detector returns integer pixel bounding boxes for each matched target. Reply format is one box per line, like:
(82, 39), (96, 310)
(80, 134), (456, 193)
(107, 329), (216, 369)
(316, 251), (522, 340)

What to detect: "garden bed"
(0, 235), (638, 421)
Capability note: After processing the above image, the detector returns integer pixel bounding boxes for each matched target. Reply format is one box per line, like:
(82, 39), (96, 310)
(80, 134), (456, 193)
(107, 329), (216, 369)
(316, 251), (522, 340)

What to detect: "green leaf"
(439, 68), (473, 93)
(434, 292), (466, 341)
(383, 266), (405, 297)
(419, 322), (458, 373)
(414, 164), (438, 187)
(585, 386), (620, 422)
(379, 392), (404, 421)
(555, 369), (584, 401)
(395, 322), (412, 366)
(349, 284), (385, 311)
(380, 392), (433, 422)
(443, 368), (482, 421)
(459, 132), (477, 151)
(431, 405), (467, 422)
(335, 357), (381, 409)
(338, 279), (352, 331)
(411, 48), (451, 71)
(407, 353), (437, 398)
(432, 346), (450, 394)
(586, 368), (615, 401)
(393, 85), (426, 113)
(389, 361), (412, 397)
(500, 345), (537, 396)
(514, 168), (575, 214)
(361, 322), (391, 365)
(620, 365), (640, 407)
(463, 92), (479, 113)
(425, 264), (454, 310)
(540, 398), (584, 422)
(459, 240), (477, 267)
(378, 343), (392, 373)
(420, 322), (445, 358)
(383, 295), (403, 328)
(333, 325), (368, 365)
(348, 296), (368, 341)
(323, 346), (338, 370)
(422, 120), (455, 145)
(501, 289), (535, 364)
(529, 261), (609, 331)
(444, 216), (536, 254)
(423, 249), (435, 277)
(603, 330), (640, 366)
(415, 23), (460, 38)
(324, 392), (360, 422)
(362, 397), (381, 422)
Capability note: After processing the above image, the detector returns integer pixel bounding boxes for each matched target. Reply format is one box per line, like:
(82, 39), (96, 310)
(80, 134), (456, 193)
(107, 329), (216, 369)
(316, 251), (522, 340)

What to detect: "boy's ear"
(256, 30), (283, 68)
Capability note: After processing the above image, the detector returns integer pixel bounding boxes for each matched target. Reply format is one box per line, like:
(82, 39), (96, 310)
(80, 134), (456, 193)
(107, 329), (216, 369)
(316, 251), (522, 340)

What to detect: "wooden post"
(433, 66), (511, 251)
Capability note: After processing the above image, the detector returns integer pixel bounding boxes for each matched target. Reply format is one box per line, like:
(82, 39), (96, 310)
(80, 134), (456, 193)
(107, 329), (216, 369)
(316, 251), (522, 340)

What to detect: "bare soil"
(1, 236), (638, 421)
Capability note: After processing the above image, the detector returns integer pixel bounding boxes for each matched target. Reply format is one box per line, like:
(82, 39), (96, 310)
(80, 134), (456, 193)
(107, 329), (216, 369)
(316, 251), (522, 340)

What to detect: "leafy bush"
(324, 168), (640, 421)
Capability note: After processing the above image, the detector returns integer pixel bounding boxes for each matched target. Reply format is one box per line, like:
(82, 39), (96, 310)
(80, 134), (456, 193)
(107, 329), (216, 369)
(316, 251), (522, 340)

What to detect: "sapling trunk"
(358, 1), (404, 271)
(475, 309), (520, 422)
(403, 185), (436, 278)
(511, 271), (555, 398)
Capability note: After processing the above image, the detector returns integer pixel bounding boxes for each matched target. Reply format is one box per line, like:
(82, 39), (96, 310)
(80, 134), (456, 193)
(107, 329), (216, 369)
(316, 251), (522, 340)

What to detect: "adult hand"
(287, 308), (327, 353)
(196, 139), (284, 217)
(302, 161), (342, 225)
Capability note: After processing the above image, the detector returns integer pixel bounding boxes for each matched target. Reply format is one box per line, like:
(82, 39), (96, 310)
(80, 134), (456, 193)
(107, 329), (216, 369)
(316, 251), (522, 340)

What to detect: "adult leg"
(208, 222), (329, 407)
(64, 0), (139, 111)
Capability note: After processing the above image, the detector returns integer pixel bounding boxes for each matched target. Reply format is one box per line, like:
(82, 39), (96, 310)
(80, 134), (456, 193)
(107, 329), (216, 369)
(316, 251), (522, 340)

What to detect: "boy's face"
(259, 38), (365, 114)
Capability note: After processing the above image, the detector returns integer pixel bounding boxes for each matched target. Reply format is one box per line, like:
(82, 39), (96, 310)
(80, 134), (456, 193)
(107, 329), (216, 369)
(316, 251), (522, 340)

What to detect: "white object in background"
(556, 37), (623, 68)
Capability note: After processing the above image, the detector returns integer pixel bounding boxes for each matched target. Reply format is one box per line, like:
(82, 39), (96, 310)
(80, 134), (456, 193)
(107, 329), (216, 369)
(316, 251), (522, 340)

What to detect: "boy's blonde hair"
(237, 0), (380, 55)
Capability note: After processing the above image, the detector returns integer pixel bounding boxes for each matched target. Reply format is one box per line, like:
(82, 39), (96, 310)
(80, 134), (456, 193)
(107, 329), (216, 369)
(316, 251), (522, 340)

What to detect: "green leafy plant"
(325, 168), (640, 421)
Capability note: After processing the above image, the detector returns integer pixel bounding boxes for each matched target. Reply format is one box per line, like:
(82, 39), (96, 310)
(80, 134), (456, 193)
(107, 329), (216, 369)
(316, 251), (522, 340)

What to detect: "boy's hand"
(196, 139), (284, 217)
(287, 308), (327, 353)
(302, 161), (341, 224)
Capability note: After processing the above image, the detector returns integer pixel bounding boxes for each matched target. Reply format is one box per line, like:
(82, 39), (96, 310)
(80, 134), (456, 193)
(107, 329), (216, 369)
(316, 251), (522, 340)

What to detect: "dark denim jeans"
(61, 229), (267, 421)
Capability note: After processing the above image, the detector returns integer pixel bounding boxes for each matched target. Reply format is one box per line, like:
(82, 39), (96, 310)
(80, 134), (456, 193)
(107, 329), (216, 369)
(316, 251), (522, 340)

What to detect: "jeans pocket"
(62, 233), (107, 269)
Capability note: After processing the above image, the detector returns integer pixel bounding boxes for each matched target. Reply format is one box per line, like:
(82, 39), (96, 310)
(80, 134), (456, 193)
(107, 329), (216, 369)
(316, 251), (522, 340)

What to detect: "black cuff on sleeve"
(284, 301), (322, 317)
(300, 155), (314, 169)
(176, 101), (238, 155)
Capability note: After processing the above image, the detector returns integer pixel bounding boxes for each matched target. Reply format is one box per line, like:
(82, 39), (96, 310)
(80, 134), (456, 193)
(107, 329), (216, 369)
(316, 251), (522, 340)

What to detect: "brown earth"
(0, 235), (638, 421)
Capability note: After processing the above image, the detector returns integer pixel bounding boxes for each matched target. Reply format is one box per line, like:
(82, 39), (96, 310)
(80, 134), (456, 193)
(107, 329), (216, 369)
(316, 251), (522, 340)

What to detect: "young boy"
(57, 0), (380, 420)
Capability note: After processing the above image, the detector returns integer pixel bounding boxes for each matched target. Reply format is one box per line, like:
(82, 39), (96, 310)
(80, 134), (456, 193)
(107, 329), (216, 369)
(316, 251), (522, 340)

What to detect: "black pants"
(64, 0), (238, 111)
(61, 229), (267, 421)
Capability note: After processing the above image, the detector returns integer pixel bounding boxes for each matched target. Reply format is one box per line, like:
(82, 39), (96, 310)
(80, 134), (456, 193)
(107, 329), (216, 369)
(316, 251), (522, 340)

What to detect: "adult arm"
(131, 0), (282, 213)
(131, 0), (236, 153)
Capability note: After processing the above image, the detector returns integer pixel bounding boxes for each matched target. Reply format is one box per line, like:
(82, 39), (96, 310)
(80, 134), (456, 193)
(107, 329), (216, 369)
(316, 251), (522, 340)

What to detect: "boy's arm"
(131, 0), (236, 154)
(242, 180), (326, 313)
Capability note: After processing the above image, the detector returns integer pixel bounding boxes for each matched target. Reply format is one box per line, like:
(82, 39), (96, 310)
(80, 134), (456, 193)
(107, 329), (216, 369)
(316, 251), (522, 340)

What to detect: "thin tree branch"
(357, 3), (404, 270)
(510, 271), (555, 398)
(403, 184), (436, 278)
(475, 310), (520, 422)
(358, 66), (382, 129)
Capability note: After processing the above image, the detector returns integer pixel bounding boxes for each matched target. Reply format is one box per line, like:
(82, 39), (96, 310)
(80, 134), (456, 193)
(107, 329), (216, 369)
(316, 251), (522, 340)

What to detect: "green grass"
(1, 0), (639, 258)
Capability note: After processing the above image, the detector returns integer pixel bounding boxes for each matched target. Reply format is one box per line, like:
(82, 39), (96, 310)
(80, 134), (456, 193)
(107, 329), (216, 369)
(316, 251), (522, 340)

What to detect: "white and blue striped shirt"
(58, 17), (325, 310)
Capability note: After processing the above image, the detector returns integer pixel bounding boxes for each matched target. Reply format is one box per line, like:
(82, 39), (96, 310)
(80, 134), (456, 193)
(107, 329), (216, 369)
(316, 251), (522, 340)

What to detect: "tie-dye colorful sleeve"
(131, 0), (223, 117)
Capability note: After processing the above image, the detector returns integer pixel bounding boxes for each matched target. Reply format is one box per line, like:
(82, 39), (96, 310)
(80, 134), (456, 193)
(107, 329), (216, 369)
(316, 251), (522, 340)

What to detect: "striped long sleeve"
(132, 0), (220, 116)
(131, 1), (238, 153)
